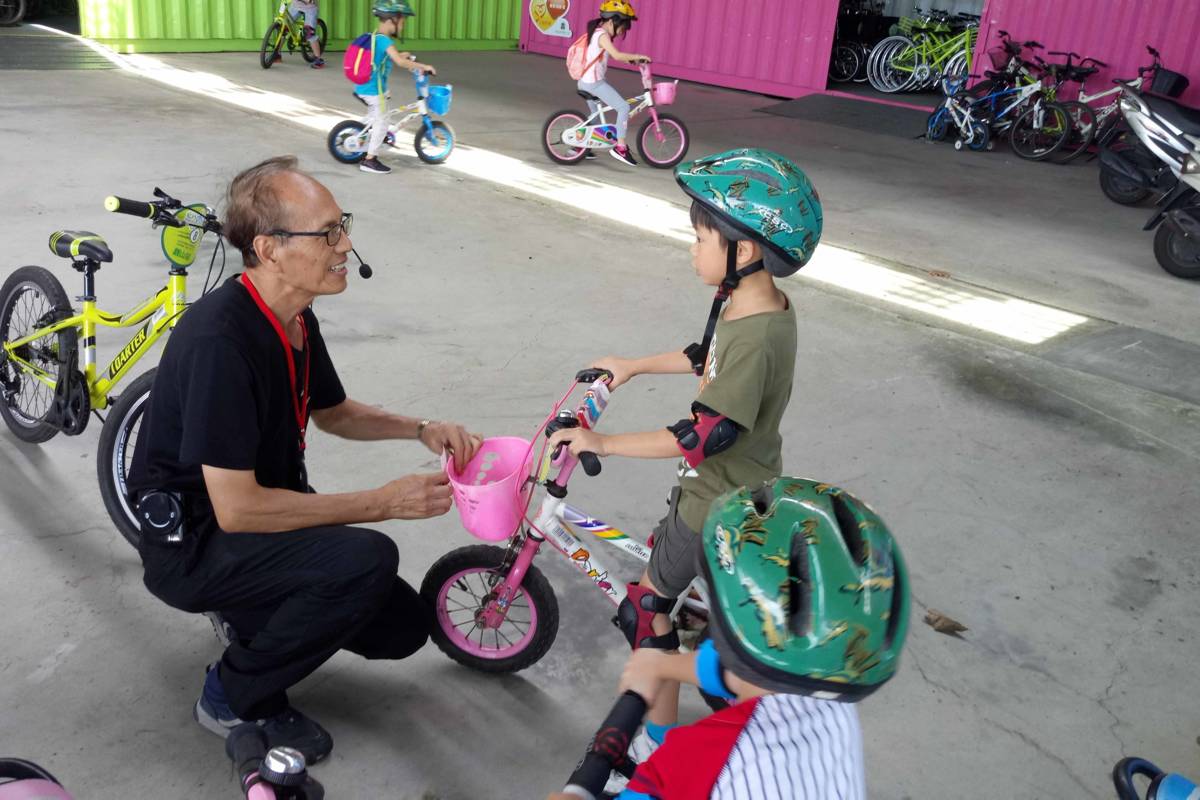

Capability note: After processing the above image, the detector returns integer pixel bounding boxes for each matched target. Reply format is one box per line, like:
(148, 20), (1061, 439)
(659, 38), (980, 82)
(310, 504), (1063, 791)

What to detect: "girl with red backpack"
(574, 1), (649, 166)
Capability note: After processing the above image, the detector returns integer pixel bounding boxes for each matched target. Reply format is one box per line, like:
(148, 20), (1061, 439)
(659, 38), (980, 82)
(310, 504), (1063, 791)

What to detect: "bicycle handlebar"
(104, 191), (222, 233)
(562, 691), (648, 799)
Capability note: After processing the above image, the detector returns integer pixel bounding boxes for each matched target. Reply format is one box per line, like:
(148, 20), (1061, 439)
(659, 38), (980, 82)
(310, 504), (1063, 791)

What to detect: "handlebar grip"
(564, 691), (648, 797)
(580, 452), (602, 476)
(104, 195), (154, 218)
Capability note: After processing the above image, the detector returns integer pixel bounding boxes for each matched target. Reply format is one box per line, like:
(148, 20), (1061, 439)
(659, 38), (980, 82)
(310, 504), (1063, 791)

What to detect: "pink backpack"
(343, 33), (376, 84)
(566, 32), (604, 80)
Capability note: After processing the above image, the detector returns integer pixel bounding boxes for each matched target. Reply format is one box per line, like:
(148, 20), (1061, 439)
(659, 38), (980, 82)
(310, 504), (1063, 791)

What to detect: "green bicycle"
(868, 11), (978, 93)
(0, 189), (223, 546)
(260, 0), (329, 69)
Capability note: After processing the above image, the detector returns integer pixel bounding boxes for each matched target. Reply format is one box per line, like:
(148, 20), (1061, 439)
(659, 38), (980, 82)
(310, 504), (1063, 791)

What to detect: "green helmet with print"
(698, 477), (910, 701)
(675, 148), (823, 277)
(373, 0), (415, 17)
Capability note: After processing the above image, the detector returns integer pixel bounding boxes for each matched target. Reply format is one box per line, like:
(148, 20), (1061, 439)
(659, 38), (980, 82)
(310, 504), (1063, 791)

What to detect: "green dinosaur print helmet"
(373, 0), (415, 17)
(675, 148), (823, 277)
(698, 477), (910, 700)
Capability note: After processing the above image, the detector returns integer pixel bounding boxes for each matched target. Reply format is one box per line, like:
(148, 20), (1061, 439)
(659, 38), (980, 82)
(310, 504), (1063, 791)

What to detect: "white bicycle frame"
(1072, 75), (1143, 129)
(562, 64), (677, 150)
(487, 377), (709, 629)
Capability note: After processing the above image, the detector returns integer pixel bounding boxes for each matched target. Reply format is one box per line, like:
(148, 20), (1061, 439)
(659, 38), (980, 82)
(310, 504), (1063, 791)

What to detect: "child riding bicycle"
(355, 1), (438, 175)
(547, 147), (823, 789)
(576, 1), (651, 166)
(548, 477), (911, 799)
(289, 0), (324, 68)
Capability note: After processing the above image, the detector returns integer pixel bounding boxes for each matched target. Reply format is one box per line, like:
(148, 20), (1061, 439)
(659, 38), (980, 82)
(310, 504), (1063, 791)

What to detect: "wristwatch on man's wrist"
(416, 418), (432, 439)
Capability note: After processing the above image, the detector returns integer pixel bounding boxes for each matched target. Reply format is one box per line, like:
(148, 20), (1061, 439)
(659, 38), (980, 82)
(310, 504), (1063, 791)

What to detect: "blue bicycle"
(327, 70), (455, 165)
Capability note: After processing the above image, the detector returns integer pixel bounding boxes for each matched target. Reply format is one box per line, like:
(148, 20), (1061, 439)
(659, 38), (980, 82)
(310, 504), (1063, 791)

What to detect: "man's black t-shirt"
(129, 275), (345, 536)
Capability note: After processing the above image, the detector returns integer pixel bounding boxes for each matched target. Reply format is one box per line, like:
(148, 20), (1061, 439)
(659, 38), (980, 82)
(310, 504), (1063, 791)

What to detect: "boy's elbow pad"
(667, 403), (739, 468)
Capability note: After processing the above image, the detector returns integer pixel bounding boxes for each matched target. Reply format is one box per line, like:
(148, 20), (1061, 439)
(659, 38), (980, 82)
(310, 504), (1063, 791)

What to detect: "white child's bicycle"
(420, 369), (727, 708)
(327, 69), (456, 165)
(541, 62), (690, 169)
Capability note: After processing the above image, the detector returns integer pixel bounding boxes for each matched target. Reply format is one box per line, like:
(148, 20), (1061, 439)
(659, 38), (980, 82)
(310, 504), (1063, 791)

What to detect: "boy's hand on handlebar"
(617, 648), (674, 706)
(411, 62), (436, 75)
(420, 421), (482, 472)
(592, 356), (635, 389)
(380, 472), (452, 519)
(547, 427), (607, 458)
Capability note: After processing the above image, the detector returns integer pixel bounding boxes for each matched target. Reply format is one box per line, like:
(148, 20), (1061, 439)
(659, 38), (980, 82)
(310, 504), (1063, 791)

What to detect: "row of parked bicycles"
(922, 32), (1200, 279)
(831, 6), (981, 94)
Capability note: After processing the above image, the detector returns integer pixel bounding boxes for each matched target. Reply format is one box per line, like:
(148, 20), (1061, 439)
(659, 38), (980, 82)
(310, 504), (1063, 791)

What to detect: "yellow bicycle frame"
(2, 273), (187, 411)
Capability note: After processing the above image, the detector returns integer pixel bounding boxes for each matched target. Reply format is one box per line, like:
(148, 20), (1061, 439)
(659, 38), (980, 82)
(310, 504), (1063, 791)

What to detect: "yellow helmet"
(599, 0), (637, 20)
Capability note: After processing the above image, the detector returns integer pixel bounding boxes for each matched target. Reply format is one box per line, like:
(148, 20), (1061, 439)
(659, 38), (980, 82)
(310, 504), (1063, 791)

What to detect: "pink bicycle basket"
(652, 81), (678, 105)
(445, 436), (534, 542)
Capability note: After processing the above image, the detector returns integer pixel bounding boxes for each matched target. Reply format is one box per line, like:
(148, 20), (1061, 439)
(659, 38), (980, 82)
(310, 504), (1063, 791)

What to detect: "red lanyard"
(239, 273), (311, 451)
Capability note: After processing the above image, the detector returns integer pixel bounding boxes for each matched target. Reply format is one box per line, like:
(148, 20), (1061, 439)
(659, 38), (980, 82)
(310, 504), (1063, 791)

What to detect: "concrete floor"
(0, 34), (1198, 800)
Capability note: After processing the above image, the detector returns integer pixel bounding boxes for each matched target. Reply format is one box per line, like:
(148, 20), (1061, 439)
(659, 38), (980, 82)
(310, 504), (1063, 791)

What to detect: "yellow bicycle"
(0, 189), (223, 545)
(260, 0), (329, 69)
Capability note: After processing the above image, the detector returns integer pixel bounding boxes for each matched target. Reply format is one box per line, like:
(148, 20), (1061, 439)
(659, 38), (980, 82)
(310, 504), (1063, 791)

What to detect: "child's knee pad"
(614, 583), (680, 650)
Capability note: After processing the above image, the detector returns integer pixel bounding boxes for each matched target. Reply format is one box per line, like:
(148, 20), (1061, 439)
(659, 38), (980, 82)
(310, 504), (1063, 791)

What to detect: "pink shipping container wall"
(520, 0), (841, 97)
(520, 0), (1200, 106)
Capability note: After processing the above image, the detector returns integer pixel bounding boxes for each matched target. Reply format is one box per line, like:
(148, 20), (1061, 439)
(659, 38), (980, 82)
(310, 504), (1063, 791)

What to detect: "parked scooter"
(1099, 49), (1200, 279)
(1098, 47), (1189, 206)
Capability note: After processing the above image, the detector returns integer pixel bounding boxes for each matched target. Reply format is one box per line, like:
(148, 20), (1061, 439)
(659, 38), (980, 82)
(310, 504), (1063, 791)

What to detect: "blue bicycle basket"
(427, 85), (452, 115)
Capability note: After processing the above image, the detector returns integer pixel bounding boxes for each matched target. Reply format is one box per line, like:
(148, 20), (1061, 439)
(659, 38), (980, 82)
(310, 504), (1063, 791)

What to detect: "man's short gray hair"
(224, 155), (311, 267)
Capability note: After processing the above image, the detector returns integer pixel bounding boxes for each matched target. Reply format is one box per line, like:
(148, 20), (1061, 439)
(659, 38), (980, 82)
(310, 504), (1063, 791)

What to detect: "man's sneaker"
(360, 156), (391, 174)
(310, 58), (325, 69)
(610, 145), (638, 166)
(193, 665), (334, 764)
(602, 725), (661, 794)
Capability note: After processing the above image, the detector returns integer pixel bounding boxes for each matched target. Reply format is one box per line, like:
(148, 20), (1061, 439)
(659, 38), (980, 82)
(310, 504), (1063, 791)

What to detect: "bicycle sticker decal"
(529, 0), (571, 38)
(160, 204), (209, 268)
(570, 547), (615, 595)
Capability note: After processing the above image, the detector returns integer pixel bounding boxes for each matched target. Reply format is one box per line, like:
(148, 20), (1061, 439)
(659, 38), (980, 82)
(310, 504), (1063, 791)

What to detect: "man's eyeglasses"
(269, 212), (353, 247)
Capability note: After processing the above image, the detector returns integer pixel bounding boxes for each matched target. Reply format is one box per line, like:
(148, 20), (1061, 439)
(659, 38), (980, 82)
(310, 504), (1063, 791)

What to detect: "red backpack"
(343, 33), (377, 84)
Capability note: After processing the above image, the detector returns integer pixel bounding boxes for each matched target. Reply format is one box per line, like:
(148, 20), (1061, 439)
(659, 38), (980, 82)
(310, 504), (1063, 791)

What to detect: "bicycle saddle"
(577, 89), (602, 103)
(1143, 94), (1200, 135)
(48, 231), (113, 263)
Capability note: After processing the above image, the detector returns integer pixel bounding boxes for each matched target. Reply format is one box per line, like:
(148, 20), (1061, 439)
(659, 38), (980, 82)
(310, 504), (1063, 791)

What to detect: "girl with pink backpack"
(569, 1), (649, 166)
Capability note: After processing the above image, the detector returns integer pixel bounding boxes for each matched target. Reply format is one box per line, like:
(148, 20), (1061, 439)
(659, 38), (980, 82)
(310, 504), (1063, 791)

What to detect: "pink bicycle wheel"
(421, 544), (559, 673)
(636, 113), (690, 169)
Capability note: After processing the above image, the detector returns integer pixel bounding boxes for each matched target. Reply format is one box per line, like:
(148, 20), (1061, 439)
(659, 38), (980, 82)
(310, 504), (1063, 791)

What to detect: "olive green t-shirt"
(676, 297), (797, 532)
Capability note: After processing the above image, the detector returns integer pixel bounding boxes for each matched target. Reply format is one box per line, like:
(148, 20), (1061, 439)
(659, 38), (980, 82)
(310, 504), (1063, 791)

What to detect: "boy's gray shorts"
(646, 487), (701, 598)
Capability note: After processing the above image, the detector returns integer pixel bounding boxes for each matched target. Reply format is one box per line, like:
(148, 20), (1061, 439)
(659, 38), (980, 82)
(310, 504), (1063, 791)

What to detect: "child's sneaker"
(359, 156), (391, 174)
(310, 58), (325, 69)
(584, 149), (596, 160)
(610, 144), (638, 166)
(193, 664), (333, 764)
(383, 131), (396, 147)
(602, 725), (661, 793)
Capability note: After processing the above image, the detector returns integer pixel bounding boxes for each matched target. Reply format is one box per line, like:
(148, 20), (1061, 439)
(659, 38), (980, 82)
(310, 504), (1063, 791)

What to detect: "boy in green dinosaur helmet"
(547, 148), (822, 777)
(547, 477), (910, 800)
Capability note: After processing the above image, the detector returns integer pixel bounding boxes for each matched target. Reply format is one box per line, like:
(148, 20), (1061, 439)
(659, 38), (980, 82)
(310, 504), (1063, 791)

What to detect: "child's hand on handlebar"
(547, 427), (607, 458)
(411, 62), (436, 75)
(592, 356), (636, 389)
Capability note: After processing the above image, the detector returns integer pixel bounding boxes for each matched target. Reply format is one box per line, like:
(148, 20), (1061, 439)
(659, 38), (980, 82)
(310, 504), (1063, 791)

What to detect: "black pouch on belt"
(137, 490), (187, 545)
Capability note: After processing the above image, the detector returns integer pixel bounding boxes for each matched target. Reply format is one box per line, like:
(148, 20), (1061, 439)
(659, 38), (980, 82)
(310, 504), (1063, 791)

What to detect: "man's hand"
(592, 356), (636, 390)
(379, 472), (453, 520)
(420, 421), (482, 472)
(546, 427), (608, 459)
(617, 648), (676, 706)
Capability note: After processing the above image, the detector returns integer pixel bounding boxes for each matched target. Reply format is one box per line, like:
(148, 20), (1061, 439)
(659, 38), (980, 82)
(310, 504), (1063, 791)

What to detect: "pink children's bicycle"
(420, 370), (714, 683)
(540, 62), (691, 169)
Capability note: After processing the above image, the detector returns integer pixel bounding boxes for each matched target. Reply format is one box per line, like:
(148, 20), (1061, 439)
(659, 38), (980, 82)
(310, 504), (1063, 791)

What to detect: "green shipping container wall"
(79, 0), (522, 53)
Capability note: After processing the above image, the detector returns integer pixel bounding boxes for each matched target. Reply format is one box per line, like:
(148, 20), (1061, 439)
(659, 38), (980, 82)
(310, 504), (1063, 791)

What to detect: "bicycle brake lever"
(575, 368), (614, 384)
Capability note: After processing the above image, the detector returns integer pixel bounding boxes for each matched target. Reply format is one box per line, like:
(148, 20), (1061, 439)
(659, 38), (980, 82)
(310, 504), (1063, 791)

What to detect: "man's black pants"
(142, 525), (428, 720)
